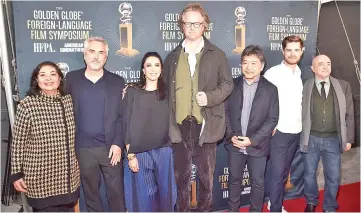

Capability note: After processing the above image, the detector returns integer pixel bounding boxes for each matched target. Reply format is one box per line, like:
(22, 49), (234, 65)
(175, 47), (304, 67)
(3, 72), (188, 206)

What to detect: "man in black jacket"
(65, 36), (125, 212)
(225, 45), (279, 212)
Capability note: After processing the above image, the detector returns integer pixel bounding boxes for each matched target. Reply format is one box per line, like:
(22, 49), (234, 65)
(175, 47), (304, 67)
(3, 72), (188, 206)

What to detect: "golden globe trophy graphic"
(56, 62), (69, 77)
(116, 2), (140, 57)
(232, 7), (246, 55)
(190, 164), (197, 209)
(285, 172), (294, 191)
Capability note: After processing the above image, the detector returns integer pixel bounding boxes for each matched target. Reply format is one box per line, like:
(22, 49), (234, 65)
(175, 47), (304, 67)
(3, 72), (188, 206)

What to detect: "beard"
(284, 56), (300, 65)
(88, 61), (103, 71)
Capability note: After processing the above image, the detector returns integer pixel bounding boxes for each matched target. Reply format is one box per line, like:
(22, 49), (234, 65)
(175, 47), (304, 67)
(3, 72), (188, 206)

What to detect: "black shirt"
(75, 72), (107, 148)
(123, 86), (170, 154)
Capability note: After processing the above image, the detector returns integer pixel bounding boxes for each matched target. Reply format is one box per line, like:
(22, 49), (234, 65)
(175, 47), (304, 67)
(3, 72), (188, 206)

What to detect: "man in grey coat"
(300, 54), (354, 212)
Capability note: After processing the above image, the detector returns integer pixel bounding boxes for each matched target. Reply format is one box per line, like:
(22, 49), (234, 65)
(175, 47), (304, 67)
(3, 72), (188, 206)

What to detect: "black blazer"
(225, 76), (279, 157)
(65, 68), (125, 149)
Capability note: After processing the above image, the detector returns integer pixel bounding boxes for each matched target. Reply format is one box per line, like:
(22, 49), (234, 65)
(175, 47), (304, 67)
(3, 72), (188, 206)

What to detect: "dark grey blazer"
(300, 76), (355, 153)
(65, 68), (125, 148)
(224, 76), (279, 157)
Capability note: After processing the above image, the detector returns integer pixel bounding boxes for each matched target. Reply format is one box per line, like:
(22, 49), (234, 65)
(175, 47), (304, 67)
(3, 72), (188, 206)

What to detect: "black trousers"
(32, 202), (75, 212)
(227, 149), (267, 212)
(173, 117), (217, 212)
(77, 146), (125, 212)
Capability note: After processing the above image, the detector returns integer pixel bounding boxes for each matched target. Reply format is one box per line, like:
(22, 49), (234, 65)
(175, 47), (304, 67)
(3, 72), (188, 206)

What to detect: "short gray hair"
(84, 37), (109, 54)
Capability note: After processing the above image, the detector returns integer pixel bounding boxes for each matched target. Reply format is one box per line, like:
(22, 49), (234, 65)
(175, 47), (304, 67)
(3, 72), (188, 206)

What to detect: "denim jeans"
(302, 135), (341, 212)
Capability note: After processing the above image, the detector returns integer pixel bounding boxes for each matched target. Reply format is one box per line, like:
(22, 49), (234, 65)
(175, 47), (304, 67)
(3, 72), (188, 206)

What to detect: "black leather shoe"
(305, 204), (316, 212)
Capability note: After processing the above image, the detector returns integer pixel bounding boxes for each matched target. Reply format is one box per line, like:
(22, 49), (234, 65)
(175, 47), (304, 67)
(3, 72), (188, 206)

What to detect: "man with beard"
(65, 37), (126, 212)
(264, 35), (304, 212)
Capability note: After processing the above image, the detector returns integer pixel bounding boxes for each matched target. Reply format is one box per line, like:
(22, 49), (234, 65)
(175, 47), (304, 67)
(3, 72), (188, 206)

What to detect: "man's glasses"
(183, 22), (203, 28)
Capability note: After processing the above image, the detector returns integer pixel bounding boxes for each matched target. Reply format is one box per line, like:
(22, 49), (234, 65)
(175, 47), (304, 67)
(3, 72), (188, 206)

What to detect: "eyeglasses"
(183, 22), (203, 28)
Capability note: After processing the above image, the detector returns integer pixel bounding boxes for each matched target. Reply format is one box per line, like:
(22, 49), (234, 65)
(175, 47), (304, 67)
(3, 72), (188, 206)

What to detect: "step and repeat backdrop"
(13, 1), (318, 211)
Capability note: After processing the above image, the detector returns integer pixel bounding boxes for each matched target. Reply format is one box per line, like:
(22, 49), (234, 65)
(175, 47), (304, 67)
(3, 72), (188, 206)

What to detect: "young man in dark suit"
(65, 37), (125, 212)
(225, 45), (279, 212)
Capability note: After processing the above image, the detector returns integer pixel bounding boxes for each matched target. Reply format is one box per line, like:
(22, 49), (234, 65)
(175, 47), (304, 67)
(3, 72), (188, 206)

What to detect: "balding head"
(312, 54), (331, 66)
(311, 54), (331, 80)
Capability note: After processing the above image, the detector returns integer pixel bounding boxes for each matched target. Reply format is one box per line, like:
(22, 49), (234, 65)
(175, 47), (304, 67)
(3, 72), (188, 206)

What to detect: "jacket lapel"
(238, 77), (244, 113)
(329, 76), (347, 144)
(104, 71), (112, 127)
(247, 77), (264, 128)
(304, 77), (314, 115)
(191, 37), (214, 91)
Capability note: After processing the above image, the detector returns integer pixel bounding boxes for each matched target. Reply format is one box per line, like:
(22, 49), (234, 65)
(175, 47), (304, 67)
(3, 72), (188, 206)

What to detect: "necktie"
(320, 81), (326, 100)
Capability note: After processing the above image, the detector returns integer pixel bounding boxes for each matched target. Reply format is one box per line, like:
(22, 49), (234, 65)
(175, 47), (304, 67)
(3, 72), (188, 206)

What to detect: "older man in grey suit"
(300, 54), (354, 212)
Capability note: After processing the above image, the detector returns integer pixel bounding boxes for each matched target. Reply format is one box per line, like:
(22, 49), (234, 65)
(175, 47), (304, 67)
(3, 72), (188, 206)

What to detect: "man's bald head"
(312, 54), (331, 66)
(311, 54), (332, 80)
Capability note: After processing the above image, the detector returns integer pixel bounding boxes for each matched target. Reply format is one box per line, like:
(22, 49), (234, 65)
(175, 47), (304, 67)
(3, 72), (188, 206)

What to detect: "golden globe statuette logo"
(56, 62), (69, 77)
(285, 172), (294, 191)
(190, 164), (197, 209)
(232, 7), (246, 55)
(116, 3), (140, 57)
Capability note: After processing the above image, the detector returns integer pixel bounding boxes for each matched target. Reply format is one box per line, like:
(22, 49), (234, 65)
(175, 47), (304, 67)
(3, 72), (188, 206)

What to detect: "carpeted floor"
(2, 144), (360, 212)
(239, 182), (360, 212)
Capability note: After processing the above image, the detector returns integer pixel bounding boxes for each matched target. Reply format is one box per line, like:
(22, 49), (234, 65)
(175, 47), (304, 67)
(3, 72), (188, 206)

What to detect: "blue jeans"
(302, 135), (341, 212)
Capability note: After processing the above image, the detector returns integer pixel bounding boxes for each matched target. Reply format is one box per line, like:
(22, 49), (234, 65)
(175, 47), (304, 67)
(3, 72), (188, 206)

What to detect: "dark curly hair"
(26, 61), (66, 97)
(282, 35), (304, 50)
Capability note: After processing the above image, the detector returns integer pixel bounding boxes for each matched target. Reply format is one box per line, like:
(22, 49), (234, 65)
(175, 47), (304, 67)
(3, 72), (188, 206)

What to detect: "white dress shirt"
(264, 61), (303, 134)
(315, 77), (330, 97)
(181, 37), (204, 77)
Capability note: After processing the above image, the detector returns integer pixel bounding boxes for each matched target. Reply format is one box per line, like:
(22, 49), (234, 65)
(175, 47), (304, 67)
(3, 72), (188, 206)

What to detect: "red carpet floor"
(238, 182), (360, 212)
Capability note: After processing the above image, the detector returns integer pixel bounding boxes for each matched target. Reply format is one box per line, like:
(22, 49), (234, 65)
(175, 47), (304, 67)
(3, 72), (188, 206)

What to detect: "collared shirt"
(239, 76), (259, 155)
(181, 37), (204, 77)
(241, 76), (260, 136)
(264, 61), (303, 134)
(315, 77), (330, 97)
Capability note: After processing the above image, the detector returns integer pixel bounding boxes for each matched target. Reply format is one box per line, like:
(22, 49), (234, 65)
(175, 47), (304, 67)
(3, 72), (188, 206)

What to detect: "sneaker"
(267, 201), (288, 213)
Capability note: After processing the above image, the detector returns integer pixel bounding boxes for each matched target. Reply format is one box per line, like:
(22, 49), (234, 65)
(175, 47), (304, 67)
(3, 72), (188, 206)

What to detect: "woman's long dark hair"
(138, 52), (166, 100)
(26, 61), (66, 96)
